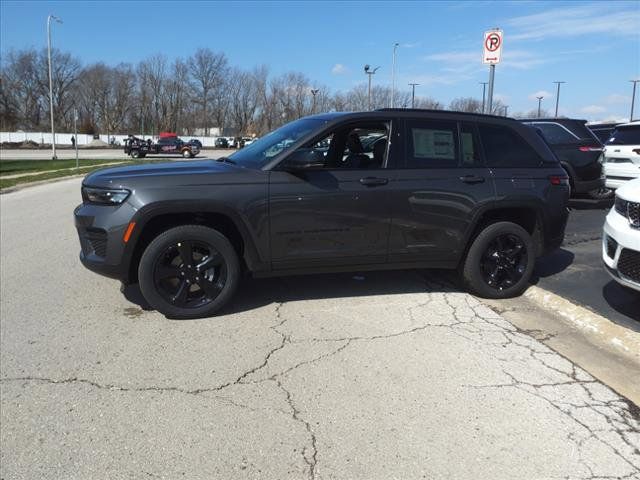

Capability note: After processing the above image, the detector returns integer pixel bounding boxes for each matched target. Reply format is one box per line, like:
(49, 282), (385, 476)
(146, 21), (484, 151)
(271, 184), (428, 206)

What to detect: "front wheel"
(182, 149), (192, 159)
(138, 225), (240, 318)
(130, 149), (140, 159)
(460, 222), (535, 299)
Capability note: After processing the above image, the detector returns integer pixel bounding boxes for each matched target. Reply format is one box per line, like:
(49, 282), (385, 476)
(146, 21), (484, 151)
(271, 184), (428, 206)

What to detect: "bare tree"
(190, 48), (228, 135)
(449, 97), (483, 113)
(1, 49), (45, 129)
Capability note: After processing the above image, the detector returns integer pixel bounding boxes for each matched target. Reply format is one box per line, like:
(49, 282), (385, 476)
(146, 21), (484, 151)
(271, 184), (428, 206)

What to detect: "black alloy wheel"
(138, 225), (240, 318)
(153, 240), (226, 309)
(480, 234), (528, 291)
(461, 221), (535, 299)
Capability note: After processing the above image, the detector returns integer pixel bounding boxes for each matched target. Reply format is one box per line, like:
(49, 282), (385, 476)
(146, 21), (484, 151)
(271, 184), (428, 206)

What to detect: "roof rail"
(375, 108), (511, 119)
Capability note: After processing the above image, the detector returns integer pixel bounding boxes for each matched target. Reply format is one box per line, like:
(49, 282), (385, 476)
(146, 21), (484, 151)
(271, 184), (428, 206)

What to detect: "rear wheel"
(138, 225), (240, 318)
(460, 222), (535, 299)
(587, 187), (614, 200)
(182, 149), (192, 159)
(130, 149), (140, 159)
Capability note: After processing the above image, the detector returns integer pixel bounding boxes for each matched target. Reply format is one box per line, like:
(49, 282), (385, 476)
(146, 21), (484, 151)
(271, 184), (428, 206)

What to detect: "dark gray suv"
(75, 110), (570, 318)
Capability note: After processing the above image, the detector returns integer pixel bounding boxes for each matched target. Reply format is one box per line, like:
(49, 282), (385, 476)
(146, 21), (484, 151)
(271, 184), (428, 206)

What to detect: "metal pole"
(486, 65), (495, 114)
(310, 89), (319, 114)
(408, 83), (419, 108)
(391, 42), (399, 108)
(630, 80), (639, 121)
(537, 96), (543, 117)
(504, 105), (509, 116)
(47, 15), (61, 160)
(74, 108), (78, 170)
(553, 81), (565, 118)
(480, 82), (488, 113)
(368, 73), (372, 110)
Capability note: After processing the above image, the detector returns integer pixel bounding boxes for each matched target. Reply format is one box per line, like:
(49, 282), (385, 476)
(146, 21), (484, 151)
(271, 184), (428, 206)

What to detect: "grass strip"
(0, 160), (166, 190)
(0, 158), (129, 175)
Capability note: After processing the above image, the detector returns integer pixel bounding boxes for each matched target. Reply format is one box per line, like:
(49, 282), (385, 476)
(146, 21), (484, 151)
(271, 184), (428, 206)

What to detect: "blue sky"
(1, 0), (639, 121)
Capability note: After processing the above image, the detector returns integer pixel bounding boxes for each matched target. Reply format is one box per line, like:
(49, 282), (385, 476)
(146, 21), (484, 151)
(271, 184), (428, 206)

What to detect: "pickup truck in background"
(124, 132), (200, 159)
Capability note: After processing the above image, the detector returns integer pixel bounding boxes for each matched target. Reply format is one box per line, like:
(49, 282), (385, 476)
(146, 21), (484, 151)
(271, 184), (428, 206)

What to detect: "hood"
(616, 178), (640, 202)
(83, 159), (259, 189)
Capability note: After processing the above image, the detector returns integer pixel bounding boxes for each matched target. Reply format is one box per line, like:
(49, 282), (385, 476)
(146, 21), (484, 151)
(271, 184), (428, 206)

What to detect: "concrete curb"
(0, 174), (85, 195)
(524, 284), (640, 359)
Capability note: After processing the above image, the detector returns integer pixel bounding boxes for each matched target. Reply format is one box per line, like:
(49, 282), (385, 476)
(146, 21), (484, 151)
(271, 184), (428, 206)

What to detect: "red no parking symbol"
(485, 33), (501, 52)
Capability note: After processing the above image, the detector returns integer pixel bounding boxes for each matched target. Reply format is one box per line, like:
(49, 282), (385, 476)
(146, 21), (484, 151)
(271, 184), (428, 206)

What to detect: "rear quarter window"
(606, 126), (640, 145)
(478, 124), (543, 168)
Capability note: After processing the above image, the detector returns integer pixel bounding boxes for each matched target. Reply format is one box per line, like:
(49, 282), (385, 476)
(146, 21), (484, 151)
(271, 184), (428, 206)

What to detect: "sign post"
(74, 108), (79, 170)
(483, 29), (503, 114)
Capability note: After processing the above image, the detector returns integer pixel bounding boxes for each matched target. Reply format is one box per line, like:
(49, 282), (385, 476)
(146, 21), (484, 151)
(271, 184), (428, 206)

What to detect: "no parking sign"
(483, 29), (503, 64)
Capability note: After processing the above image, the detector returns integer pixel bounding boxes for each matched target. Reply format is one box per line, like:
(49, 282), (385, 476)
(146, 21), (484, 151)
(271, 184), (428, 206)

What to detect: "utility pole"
(73, 108), (79, 170)
(391, 42), (399, 108)
(364, 65), (380, 110)
(553, 81), (566, 117)
(47, 14), (62, 160)
(537, 96), (544, 118)
(630, 79), (639, 121)
(480, 82), (488, 113)
(503, 105), (509, 117)
(408, 83), (419, 108)
(310, 89), (319, 114)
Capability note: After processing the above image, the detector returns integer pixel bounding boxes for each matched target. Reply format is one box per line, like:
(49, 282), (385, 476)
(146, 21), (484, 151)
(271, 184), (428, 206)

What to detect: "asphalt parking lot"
(535, 197), (640, 332)
(1, 178), (639, 479)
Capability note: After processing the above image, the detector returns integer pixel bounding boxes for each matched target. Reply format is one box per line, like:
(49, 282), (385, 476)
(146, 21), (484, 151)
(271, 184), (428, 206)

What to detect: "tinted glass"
(606, 126), (640, 145)
(531, 123), (576, 144)
(405, 120), (458, 168)
(460, 122), (482, 167)
(479, 124), (542, 168)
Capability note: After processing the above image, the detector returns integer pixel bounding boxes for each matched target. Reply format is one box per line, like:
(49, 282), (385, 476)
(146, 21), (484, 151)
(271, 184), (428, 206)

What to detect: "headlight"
(82, 186), (130, 205)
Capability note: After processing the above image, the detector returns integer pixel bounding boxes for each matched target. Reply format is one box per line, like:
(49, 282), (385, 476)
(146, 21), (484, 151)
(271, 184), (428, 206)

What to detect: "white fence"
(0, 132), (224, 147)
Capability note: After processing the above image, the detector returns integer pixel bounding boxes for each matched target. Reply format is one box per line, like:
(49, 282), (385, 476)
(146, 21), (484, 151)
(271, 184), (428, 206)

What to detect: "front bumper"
(602, 209), (640, 292)
(74, 201), (138, 282)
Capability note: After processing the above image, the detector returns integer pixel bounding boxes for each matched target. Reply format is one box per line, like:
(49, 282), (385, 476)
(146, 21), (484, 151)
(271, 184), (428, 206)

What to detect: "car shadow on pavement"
(122, 269), (460, 319)
(531, 248), (575, 283)
(602, 280), (640, 322)
(568, 197), (614, 211)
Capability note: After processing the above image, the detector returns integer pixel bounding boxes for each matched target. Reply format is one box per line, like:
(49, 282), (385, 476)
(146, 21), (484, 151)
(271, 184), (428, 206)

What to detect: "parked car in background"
(603, 178), (640, 292)
(215, 137), (229, 148)
(242, 137), (256, 147)
(588, 122), (619, 143)
(602, 121), (640, 190)
(521, 118), (607, 199)
(75, 109), (570, 318)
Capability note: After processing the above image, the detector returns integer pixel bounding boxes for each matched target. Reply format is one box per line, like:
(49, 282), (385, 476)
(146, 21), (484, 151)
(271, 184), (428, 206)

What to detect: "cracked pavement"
(1, 178), (639, 479)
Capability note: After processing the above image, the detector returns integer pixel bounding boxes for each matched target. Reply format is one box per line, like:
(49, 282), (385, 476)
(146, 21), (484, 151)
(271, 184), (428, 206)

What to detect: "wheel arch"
(124, 202), (263, 284)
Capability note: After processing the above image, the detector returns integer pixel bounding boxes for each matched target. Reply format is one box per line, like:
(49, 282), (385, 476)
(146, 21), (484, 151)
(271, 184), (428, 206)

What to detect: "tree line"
(0, 47), (509, 137)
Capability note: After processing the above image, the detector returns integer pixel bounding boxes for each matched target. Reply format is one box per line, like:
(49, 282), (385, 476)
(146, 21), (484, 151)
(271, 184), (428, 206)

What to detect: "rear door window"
(606, 126), (640, 145)
(405, 119), (458, 168)
(478, 124), (542, 168)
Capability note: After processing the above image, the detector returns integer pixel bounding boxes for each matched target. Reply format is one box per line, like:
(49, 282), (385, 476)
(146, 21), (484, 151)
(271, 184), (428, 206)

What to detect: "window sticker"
(412, 129), (455, 159)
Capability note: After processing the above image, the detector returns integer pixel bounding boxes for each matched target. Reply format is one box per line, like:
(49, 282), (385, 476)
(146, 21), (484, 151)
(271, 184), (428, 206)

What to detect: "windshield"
(229, 118), (326, 169)
(606, 126), (640, 145)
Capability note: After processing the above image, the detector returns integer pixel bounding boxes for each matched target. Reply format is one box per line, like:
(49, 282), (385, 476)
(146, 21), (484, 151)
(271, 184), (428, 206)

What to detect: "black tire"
(130, 149), (140, 159)
(182, 149), (192, 159)
(138, 225), (240, 318)
(587, 187), (614, 200)
(460, 221), (535, 299)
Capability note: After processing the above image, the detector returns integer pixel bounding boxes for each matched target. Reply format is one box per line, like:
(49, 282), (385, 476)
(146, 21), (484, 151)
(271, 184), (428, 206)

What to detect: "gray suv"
(75, 109), (570, 318)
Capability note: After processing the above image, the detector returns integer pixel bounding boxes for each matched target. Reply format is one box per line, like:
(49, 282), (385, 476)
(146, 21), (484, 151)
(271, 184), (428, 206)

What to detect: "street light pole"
(553, 81), (566, 118)
(503, 105), (509, 117)
(310, 89), (319, 114)
(537, 96), (544, 118)
(47, 14), (62, 160)
(630, 79), (639, 121)
(74, 108), (79, 170)
(408, 83), (419, 108)
(480, 82), (488, 113)
(364, 65), (380, 110)
(391, 42), (399, 108)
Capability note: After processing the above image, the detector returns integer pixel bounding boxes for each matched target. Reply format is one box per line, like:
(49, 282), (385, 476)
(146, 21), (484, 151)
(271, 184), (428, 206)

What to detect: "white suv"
(602, 121), (640, 189)
(603, 178), (640, 291)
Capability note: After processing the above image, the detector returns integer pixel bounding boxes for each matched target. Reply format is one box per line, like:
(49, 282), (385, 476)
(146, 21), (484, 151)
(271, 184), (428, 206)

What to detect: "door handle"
(459, 175), (485, 184)
(359, 177), (389, 186)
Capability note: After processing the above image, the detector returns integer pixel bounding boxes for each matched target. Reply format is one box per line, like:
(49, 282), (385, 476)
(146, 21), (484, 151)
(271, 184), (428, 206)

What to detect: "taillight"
(578, 146), (602, 152)
(549, 175), (570, 186)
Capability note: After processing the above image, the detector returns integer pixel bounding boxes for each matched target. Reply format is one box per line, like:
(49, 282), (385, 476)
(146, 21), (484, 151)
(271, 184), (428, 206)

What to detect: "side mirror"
(279, 149), (325, 172)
